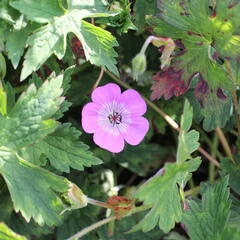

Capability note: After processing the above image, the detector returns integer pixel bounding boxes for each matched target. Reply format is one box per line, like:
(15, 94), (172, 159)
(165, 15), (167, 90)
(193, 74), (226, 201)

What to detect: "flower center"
(108, 111), (122, 125)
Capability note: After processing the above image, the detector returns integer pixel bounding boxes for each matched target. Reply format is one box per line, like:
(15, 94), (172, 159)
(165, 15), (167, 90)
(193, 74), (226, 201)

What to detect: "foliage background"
(0, 0), (240, 240)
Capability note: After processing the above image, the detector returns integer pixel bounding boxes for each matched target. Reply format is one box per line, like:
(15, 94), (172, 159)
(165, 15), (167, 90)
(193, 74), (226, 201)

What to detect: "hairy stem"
(105, 70), (220, 167)
(67, 216), (116, 240)
(215, 127), (235, 164)
(91, 67), (105, 92)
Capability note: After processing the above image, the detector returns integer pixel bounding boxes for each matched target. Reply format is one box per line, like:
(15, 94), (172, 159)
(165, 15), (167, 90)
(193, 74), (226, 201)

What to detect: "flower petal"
(93, 126), (125, 153)
(91, 83), (121, 105)
(120, 89), (147, 116)
(81, 102), (100, 133)
(122, 117), (149, 145)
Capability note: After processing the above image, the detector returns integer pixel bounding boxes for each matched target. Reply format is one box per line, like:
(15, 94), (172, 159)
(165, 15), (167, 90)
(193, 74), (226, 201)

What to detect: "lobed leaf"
(134, 158), (201, 233)
(182, 176), (231, 240)
(22, 123), (102, 172)
(0, 149), (69, 226)
(0, 74), (63, 150)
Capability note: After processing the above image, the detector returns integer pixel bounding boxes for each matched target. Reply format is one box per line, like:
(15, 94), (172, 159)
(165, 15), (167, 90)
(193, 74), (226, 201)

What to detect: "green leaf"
(6, 26), (31, 69)
(180, 100), (193, 132)
(0, 74), (63, 150)
(68, 0), (108, 12)
(0, 0), (17, 23)
(177, 100), (199, 164)
(134, 158), (201, 233)
(133, 0), (157, 30)
(149, 0), (240, 90)
(10, 0), (65, 23)
(14, 7), (118, 80)
(133, 101), (201, 233)
(0, 149), (69, 226)
(22, 123), (102, 172)
(221, 156), (240, 195)
(96, 0), (137, 35)
(182, 176), (231, 240)
(202, 92), (232, 131)
(0, 222), (27, 240)
(176, 130), (200, 164)
(73, 19), (119, 75)
(11, 0), (118, 80)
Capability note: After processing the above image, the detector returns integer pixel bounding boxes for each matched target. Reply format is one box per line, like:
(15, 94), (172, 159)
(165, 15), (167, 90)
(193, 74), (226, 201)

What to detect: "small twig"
(91, 67), (105, 92)
(215, 127), (235, 164)
(105, 70), (220, 167)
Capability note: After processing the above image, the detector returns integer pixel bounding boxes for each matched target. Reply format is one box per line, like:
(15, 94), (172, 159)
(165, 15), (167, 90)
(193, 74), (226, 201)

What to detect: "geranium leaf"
(0, 74), (63, 150)
(22, 123), (102, 172)
(134, 158), (201, 233)
(11, 0), (119, 80)
(182, 176), (231, 240)
(0, 149), (69, 226)
(133, 101), (201, 233)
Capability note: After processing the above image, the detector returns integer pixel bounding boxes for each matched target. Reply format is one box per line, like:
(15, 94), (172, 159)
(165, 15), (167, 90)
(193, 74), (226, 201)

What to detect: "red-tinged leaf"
(150, 67), (189, 100)
(194, 75), (228, 107)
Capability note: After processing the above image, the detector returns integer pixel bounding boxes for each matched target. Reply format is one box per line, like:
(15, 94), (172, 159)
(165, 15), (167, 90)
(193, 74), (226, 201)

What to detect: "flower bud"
(61, 183), (88, 214)
(131, 52), (147, 80)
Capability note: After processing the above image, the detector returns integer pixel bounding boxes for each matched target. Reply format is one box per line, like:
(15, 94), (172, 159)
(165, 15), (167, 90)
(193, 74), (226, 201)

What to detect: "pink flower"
(81, 83), (149, 153)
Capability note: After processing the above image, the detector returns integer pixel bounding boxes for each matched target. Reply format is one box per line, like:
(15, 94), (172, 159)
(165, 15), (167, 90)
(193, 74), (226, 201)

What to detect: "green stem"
(140, 36), (159, 55)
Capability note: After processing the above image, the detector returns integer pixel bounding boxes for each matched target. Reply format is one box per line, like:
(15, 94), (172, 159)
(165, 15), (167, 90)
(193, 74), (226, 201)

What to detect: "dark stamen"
(108, 112), (122, 125)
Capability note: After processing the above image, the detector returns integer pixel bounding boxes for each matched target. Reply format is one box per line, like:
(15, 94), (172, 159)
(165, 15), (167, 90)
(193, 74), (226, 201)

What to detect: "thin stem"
(67, 204), (151, 240)
(225, 60), (240, 135)
(87, 197), (113, 209)
(67, 216), (116, 240)
(105, 70), (220, 167)
(198, 147), (220, 167)
(67, 182), (203, 240)
(140, 36), (160, 55)
(216, 127), (235, 164)
(91, 67), (104, 92)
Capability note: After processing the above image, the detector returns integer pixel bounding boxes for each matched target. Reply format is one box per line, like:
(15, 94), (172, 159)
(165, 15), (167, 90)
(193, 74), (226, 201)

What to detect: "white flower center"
(97, 101), (131, 136)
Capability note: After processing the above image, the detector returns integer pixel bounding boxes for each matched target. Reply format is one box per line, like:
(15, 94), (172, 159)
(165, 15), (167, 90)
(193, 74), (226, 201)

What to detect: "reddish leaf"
(150, 67), (189, 100)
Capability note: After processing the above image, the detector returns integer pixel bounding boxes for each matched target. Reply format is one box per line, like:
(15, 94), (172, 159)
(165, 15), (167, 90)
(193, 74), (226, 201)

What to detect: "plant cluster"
(0, 0), (240, 240)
